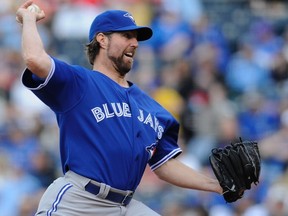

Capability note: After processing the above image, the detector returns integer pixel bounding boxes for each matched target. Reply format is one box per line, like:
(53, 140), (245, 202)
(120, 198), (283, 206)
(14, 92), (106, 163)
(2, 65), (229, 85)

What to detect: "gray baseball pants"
(35, 171), (160, 216)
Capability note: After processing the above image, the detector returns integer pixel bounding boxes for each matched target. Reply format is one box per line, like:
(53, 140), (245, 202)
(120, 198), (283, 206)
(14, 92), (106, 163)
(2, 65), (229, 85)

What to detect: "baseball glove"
(209, 138), (261, 203)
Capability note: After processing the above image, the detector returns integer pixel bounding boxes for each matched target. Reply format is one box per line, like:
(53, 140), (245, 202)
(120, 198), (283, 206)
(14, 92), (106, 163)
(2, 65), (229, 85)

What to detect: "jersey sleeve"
(21, 57), (87, 112)
(148, 119), (182, 171)
(22, 57), (55, 89)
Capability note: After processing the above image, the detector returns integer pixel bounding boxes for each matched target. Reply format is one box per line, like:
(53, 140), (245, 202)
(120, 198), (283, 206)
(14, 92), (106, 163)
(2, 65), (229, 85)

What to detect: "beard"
(106, 41), (133, 76)
(108, 55), (132, 76)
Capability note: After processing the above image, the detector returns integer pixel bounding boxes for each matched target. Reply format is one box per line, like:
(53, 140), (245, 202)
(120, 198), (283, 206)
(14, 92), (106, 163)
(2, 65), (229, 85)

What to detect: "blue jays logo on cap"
(123, 13), (136, 24)
(89, 10), (153, 42)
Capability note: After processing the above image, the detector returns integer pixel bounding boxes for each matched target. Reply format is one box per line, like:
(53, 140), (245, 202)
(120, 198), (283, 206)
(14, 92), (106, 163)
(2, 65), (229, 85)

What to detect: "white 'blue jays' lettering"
(91, 104), (164, 139)
(137, 109), (164, 139)
(91, 102), (131, 122)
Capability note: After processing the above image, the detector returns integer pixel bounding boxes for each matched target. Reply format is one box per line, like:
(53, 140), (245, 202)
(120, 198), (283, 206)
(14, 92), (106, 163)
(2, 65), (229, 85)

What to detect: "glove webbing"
(222, 148), (246, 192)
(233, 144), (254, 189)
(244, 141), (261, 183)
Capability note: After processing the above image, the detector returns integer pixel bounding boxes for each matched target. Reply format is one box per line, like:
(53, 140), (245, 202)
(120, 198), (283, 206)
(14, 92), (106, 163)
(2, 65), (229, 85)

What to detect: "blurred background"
(1, 0), (288, 215)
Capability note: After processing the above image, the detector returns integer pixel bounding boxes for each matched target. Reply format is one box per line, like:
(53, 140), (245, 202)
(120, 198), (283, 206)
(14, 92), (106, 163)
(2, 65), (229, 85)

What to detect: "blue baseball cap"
(89, 10), (153, 42)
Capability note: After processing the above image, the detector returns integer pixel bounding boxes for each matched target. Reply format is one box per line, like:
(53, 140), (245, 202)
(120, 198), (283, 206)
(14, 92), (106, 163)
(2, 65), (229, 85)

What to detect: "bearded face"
(106, 32), (138, 76)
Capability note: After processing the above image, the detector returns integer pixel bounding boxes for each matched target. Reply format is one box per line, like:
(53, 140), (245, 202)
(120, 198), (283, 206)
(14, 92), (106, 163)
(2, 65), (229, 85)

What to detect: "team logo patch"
(146, 143), (157, 160)
(124, 12), (136, 24)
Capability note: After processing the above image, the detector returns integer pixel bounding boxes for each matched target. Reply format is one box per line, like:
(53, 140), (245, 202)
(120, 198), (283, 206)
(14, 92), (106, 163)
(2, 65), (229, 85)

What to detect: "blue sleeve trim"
(150, 148), (182, 171)
(21, 57), (55, 90)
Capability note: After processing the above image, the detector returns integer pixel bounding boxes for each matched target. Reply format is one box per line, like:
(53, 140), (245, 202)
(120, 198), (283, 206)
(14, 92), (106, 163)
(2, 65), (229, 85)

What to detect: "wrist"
(213, 179), (223, 194)
(23, 13), (37, 23)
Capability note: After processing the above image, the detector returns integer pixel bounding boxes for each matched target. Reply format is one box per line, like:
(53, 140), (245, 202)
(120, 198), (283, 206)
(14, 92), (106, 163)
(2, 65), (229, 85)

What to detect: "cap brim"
(114, 26), (153, 41)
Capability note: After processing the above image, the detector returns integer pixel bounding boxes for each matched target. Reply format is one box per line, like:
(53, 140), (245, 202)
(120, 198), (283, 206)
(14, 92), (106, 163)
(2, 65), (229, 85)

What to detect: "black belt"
(85, 182), (133, 206)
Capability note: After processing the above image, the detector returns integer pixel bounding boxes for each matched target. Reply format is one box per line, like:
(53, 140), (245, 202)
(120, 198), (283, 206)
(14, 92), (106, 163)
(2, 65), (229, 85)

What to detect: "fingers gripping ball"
(16, 3), (42, 24)
(28, 4), (41, 13)
(209, 138), (261, 203)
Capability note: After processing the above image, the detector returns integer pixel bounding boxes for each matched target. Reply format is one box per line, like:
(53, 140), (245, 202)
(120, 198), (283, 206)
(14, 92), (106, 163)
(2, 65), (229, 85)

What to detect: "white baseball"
(27, 4), (41, 13)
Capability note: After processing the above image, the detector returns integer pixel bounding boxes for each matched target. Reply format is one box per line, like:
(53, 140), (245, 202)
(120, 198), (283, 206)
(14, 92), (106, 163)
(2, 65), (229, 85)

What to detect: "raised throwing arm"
(16, 0), (51, 78)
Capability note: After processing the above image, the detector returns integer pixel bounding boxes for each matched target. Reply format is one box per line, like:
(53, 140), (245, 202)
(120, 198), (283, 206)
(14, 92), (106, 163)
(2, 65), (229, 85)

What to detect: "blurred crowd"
(1, 0), (288, 215)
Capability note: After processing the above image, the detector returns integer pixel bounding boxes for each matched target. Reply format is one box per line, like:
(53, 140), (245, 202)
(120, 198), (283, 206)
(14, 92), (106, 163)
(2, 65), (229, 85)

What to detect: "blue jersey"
(22, 57), (182, 191)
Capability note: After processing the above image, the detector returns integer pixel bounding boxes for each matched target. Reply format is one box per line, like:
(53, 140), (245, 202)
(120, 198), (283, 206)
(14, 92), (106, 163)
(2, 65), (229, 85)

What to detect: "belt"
(85, 181), (133, 206)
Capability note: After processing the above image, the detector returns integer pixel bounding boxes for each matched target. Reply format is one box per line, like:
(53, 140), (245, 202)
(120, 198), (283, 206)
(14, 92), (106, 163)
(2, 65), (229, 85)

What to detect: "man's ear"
(96, 33), (108, 49)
